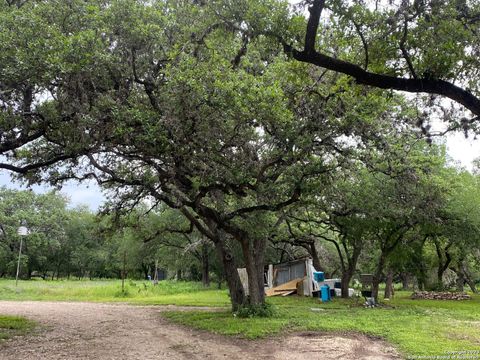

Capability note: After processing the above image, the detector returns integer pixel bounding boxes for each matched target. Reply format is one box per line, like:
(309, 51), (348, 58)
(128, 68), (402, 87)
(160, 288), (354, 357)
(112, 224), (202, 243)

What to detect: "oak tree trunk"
(241, 236), (267, 306)
(400, 273), (410, 290)
(384, 269), (394, 299)
(340, 244), (361, 298)
(456, 271), (465, 292)
(201, 243), (210, 287)
(309, 243), (324, 272)
(457, 261), (478, 294)
(372, 252), (387, 301)
(213, 237), (245, 311)
(340, 270), (353, 298)
(465, 275), (478, 294)
(434, 240), (452, 287)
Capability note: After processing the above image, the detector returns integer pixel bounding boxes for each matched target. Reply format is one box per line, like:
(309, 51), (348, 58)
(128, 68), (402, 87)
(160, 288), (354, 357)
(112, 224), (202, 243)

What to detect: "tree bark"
(341, 269), (353, 298)
(340, 243), (361, 298)
(213, 235), (245, 311)
(201, 242), (210, 287)
(464, 273), (478, 294)
(400, 273), (410, 290)
(372, 252), (387, 301)
(253, 237), (267, 305)
(459, 261), (478, 294)
(384, 269), (394, 299)
(309, 243), (324, 272)
(434, 239), (452, 287)
(416, 259), (428, 291)
(187, 212), (246, 311)
(456, 270), (465, 292)
(241, 236), (266, 306)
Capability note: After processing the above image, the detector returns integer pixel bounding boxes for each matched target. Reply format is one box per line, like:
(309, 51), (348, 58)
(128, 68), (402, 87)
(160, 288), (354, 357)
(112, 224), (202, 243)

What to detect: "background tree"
(0, 188), (69, 278)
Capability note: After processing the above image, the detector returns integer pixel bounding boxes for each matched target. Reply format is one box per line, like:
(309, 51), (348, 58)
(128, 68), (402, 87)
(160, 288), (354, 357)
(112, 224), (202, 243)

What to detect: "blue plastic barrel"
(313, 271), (325, 282)
(321, 284), (331, 302)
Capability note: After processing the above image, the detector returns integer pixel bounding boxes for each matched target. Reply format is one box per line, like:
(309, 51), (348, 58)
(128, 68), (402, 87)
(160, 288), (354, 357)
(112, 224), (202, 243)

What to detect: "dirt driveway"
(0, 301), (400, 359)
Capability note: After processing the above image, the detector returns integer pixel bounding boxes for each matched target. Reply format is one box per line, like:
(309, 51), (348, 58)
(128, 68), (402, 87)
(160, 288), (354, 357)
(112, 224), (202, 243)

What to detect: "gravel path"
(0, 301), (400, 360)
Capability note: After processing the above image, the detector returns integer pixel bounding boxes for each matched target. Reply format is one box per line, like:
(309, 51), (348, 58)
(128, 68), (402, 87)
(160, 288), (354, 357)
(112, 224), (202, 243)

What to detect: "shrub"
(234, 301), (276, 318)
(114, 287), (131, 297)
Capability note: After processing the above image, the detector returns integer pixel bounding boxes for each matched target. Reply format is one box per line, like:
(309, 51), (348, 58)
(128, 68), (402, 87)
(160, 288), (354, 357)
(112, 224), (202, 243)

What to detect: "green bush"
(114, 287), (131, 297)
(235, 301), (276, 318)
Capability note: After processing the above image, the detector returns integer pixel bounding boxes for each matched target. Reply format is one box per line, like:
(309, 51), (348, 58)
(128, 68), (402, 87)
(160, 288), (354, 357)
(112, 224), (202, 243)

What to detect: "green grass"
(0, 315), (35, 341)
(0, 279), (230, 307)
(163, 292), (480, 358)
(2, 280), (479, 357)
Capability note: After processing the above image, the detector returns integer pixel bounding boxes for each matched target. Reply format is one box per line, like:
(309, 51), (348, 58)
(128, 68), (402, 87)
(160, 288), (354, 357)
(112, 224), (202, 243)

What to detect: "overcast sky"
(0, 173), (105, 211)
(444, 132), (480, 170)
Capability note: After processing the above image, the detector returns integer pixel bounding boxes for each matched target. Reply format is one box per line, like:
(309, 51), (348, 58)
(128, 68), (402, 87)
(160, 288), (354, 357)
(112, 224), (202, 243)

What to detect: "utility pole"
(121, 250), (126, 293)
(16, 221), (28, 287)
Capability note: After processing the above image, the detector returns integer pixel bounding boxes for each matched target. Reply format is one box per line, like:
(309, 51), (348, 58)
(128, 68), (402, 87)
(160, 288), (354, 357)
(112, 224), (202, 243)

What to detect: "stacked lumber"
(265, 278), (303, 297)
(411, 291), (471, 300)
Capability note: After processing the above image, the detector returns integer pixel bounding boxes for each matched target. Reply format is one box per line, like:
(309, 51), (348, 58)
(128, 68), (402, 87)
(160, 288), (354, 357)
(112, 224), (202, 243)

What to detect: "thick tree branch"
(304, 0), (325, 53)
(231, 34), (249, 69)
(0, 126), (46, 154)
(225, 186), (301, 220)
(289, 48), (480, 117)
(180, 207), (216, 240)
(0, 153), (75, 174)
(143, 221), (194, 243)
(288, 0), (480, 117)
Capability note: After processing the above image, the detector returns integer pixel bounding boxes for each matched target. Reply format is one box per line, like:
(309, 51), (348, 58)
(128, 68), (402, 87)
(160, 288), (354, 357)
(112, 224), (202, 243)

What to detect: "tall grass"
(0, 279), (230, 307)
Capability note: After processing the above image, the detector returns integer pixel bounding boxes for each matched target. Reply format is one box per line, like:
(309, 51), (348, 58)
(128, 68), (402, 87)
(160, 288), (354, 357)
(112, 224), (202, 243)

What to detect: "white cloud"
(445, 132), (480, 171)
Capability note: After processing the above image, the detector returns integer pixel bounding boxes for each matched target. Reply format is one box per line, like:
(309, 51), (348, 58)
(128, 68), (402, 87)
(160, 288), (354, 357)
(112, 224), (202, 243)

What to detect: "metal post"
(16, 222), (28, 287)
(15, 236), (23, 287)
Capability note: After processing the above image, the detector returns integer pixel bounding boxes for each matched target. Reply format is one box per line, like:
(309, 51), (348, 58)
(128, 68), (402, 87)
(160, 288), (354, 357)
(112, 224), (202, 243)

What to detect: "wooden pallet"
(265, 278), (304, 297)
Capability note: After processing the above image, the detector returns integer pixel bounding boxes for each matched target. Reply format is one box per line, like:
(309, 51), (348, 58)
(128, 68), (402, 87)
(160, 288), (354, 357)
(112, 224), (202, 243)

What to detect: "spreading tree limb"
(285, 0), (480, 117)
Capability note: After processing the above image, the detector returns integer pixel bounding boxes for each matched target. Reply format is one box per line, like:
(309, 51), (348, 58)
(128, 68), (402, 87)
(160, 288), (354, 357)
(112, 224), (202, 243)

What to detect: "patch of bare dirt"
(0, 301), (401, 359)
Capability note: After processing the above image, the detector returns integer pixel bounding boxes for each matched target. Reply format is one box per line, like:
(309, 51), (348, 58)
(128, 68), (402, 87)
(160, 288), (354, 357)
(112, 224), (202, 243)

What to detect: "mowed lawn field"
(0, 279), (479, 358)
